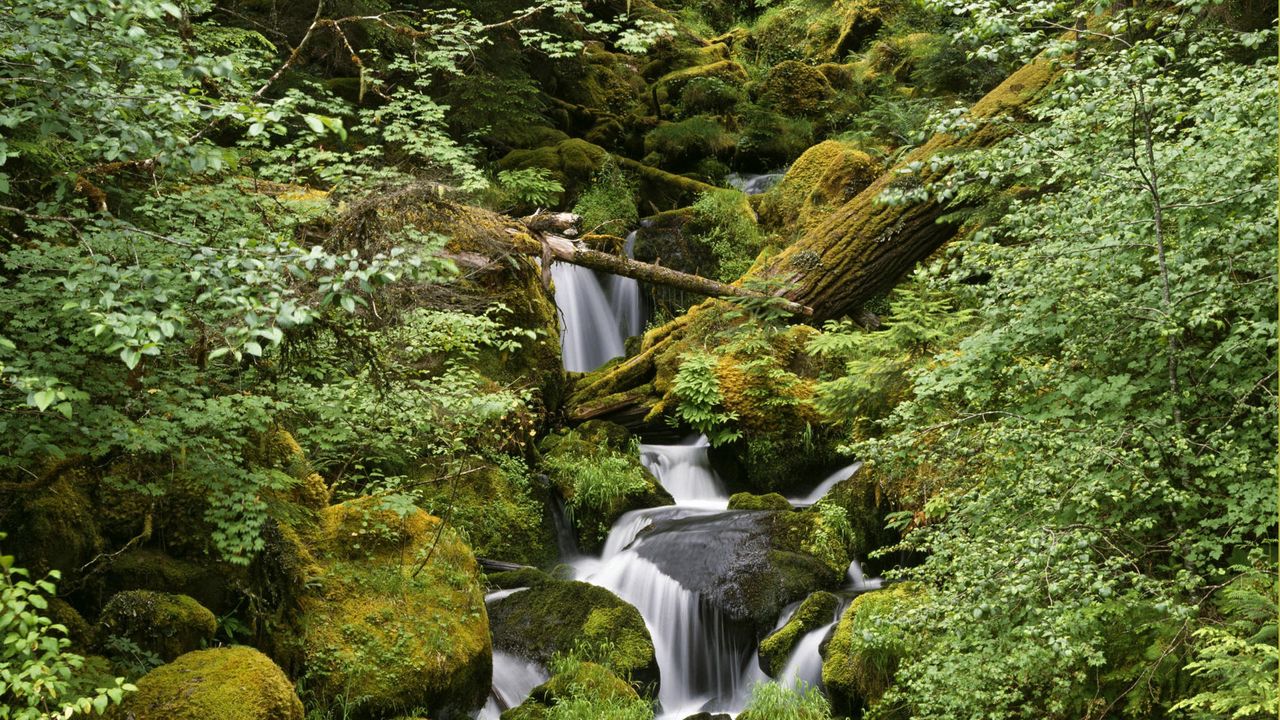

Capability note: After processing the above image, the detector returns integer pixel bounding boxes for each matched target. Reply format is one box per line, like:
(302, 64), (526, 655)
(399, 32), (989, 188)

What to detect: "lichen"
(109, 646), (304, 720)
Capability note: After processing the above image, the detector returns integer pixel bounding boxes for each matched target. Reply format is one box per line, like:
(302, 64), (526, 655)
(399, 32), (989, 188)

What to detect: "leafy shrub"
(496, 167), (566, 209)
(572, 159), (638, 235)
(736, 105), (815, 168)
(1, 538), (134, 717)
(671, 351), (742, 446)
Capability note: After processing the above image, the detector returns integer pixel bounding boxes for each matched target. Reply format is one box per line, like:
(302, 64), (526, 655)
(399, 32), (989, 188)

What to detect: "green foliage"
(837, 9), (1277, 718)
(671, 351), (742, 446)
(689, 190), (762, 282)
(677, 77), (746, 117)
(495, 168), (568, 210)
(1, 539), (134, 718)
(543, 437), (650, 516)
(643, 116), (736, 168)
(572, 160), (638, 235)
(739, 680), (833, 720)
(1173, 562), (1279, 719)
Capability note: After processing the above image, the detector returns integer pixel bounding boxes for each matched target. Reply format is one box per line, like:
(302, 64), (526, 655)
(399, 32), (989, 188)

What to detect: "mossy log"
(566, 54), (1060, 423)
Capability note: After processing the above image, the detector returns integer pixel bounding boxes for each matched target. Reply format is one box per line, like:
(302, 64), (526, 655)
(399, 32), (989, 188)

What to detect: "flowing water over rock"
(786, 461), (864, 506)
(726, 172), (786, 195)
(487, 239), (876, 718)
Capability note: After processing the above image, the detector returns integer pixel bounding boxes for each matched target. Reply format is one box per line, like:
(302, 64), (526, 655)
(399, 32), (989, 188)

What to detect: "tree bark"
(566, 53), (1062, 424)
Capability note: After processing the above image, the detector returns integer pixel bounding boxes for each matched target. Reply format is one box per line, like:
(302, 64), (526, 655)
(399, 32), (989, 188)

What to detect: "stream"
(482, 235), (878, 718)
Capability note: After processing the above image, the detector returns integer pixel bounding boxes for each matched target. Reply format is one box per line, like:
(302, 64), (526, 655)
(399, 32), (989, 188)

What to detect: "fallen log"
(509, 230), (814, 316)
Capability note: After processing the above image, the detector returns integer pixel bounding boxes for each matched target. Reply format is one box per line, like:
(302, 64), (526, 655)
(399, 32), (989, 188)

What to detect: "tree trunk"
(566, 53), (1061, 425)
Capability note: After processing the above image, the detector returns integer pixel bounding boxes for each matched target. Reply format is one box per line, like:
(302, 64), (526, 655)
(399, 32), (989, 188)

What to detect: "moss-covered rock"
(414, 458), (558, 567)
(487, 566), (553, 590)
(488, 578), (658, 694)
(5, 469), (104, 581)
(296, 498), (491, 719)
(759, 140), (881, 234)
(758, 591), (839, 676)
(47, 597), (94, 652)
(757, 61), (835, 118)
(728, 492), (793, 511)
(98, 590), (217, 663)
(109, 646), (303, 720)
(540, 420), (673, 552)
(735, 106), (816, 170)
(656, 60), (749, 106)
(643, 116), (735, 170)
(822, 583), (927, 716)
(817, 465), (899, 565)
(102, 548), (238, 616)
(499, 139), (610, 205)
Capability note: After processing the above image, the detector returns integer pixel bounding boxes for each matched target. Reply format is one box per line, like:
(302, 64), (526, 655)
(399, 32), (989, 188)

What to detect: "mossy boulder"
(540, 420), (673, 552)
(296, 498), (491, 719)
(98, 590), (217, 663)
(758, 591), (839, 676)
(728, 492), (793, 512)
(102, 548), (238, 616)
(735, 106), (816, 170)
(643, 116), (735, 170)
(109, 646), (303, 720)
(499, 139), (609, 205)
(822, 583), (927, 716)
(631, 508), (846, 631)
(758, 61), (835, 118)
(487, 566), (553, 590)
(47, 597), (94, 652)
(414, 458), (557, 567)
(655, 60), (749, 106)
(817, 465), (899, 565)
(759, 140), (881, 234)
(5, 469), (104, 581)
(488, 578), (658, 694)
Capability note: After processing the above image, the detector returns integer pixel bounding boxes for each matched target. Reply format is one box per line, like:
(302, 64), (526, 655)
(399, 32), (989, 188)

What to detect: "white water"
(639, 436), (728, 506)
(478, 651), (549, 719)
(606, 231), (645, 340)
(786, 461), (864, 506)
(552, 261), (625, 372)
(777, 617), (837, 689)
(847, 557), (883, 592)
(726, 172), (786, 195)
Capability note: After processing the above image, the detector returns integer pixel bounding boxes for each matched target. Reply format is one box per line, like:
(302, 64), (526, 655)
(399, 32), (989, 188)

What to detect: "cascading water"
(726, 172), (786, 195)
(478, 651), (549, 719)
(552, 261), (625, 373)
(786, 461), (864, 506)
(639, 436), (728, 506)
(606, 231), (645, 340)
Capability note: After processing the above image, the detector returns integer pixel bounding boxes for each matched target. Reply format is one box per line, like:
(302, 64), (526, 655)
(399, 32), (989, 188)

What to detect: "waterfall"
(552, 261), (625, 373)
(639, 436), (728, 506)
(606, 231), (644, 340)
(846, 557), (883, 592)
(787, 461), (864, 506)
(477, 651), (549, 719)
(777, 618), (837, 689)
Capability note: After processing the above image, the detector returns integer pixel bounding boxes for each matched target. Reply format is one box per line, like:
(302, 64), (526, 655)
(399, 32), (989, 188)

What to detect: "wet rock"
(488, 578), (659, 696)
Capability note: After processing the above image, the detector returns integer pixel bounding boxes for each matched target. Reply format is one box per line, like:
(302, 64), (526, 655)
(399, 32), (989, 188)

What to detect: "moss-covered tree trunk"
(567, 54), (1060, 424)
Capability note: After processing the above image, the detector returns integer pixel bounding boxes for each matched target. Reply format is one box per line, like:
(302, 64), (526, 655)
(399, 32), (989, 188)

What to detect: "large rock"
(97, 590), (217, 663)
(501, 660), (644, 720)
(296, 498), (491, 719)
(110, 646), (303, 720)
(488, 577), (659, 695)
(628, 507), (847, 630)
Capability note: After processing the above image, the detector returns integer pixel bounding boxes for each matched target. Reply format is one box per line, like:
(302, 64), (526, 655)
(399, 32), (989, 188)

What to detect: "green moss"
(643, 116), (736, 170)
(822, 583), (927, 715)
(677, 76), (745, 117)
(504, 660), (648, 720)
(415, 458), (557, 567)
(758, 61), (835, 117)
(736, 105), (816, 170)
(758, 140), (880, 234)
(102, 549), (238, 616)
(7, 471), (104, 579)
(99, 590), (217, 663)
(488, 567), (553, 589)
(758, 591), (839, 676)
(109, 646), (303, 720)
(656, 60), (749, 106)
(47, 597), (94, 652)
(297, 498), (491, 719)
(728, 492), (793, 512)
(487, 578), (658, 692)
(499, 139), (609, 205)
